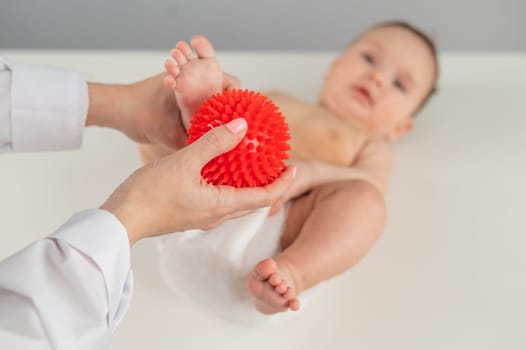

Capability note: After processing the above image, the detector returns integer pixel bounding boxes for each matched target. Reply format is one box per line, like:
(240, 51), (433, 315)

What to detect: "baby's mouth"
(352, 85), (373, 106)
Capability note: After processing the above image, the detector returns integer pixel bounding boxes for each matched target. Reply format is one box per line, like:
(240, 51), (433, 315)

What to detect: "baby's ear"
(387, 117), (414, 140)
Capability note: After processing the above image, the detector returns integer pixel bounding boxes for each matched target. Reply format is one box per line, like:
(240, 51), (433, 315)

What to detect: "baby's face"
(319, 26), (436, 139)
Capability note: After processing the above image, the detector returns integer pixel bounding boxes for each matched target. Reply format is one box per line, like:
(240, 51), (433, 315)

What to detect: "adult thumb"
(187, 118), (248, 169)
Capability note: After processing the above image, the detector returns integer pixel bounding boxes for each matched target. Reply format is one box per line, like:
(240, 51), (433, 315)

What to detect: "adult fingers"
(184, 118), (248, 173)
(218, 166), (296, 213)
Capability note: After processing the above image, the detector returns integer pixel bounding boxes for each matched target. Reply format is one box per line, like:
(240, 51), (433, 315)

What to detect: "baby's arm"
(348, 139), (393, 193)
(270, 140), (392, 214)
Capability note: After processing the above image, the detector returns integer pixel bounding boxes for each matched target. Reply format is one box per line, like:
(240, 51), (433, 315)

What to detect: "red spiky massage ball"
(186, 89), (290, 188)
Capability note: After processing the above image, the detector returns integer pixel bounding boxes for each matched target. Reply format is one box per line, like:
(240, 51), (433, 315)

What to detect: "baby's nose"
(369, 69), (385, 87)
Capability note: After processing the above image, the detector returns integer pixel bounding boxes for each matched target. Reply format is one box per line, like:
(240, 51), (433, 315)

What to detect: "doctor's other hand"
(100, 118), (295, 246)
(86, 72), (241, 151)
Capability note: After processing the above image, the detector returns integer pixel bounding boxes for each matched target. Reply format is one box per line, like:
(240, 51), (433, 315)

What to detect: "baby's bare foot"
(247, 258), (301, 315)
(164, 35), (223, 130)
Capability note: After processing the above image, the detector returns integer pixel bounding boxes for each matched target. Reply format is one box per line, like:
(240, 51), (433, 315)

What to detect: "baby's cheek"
(371, 114), (395, 135)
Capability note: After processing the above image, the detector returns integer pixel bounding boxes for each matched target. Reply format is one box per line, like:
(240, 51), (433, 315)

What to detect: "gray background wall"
(0, 0), (524, 51)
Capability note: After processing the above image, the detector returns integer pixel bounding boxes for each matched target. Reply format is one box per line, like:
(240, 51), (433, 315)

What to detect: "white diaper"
(157, 205), (305, 323)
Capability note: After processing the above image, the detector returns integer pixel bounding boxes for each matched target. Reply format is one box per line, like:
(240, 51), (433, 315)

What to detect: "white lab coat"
(0, 57), (133, 349)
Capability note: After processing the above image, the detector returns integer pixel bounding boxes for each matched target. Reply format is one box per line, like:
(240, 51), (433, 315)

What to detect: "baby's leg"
(164, 35), (223, 130)
(247, 179), (386, 314)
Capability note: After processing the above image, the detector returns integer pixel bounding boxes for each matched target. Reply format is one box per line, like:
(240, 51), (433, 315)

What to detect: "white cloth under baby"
(158, 206), (307, 323)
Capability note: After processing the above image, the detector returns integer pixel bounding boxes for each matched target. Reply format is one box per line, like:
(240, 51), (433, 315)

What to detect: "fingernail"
(292, 166), (297, 178)
(226, 118), (247, 133)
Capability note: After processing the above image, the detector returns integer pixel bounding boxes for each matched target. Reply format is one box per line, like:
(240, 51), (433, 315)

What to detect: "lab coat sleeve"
(0, 209), (133, 350)
(0, 57), (88, 153)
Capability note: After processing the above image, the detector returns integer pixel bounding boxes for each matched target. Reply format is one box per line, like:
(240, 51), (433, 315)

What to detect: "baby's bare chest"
(275, 99), (367, 166)
(289, 115), (366, 165)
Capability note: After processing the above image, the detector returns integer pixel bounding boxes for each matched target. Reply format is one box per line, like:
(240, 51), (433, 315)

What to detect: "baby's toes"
(268, 273), (282, 287)
(275, 281), (288, 294)
(163, 75), (176, 89)
(176, 41), (196, 61)
(288, 299), (300, 311)
(171, 48), (188, 67)
(283, 287), (296, 300)
(164, 59), (180, 77)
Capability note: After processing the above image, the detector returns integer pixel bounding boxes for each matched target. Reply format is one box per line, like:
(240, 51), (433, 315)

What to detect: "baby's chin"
(338, 105), (374, 127)
(342, 111), (394, 137)
(329, 113), (367, 134)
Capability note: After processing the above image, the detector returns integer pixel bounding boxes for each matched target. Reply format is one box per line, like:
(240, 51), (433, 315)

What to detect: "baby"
(141, 22), (438, 316)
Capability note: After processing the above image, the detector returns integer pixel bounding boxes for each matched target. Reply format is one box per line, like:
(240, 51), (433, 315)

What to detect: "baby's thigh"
(281, 180), (382, 249)
(281, 181), (344, 249)
(280, 189), (316, 249)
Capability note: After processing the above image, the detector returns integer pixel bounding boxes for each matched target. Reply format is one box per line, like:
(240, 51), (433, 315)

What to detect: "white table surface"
(1, 50), (525, 350)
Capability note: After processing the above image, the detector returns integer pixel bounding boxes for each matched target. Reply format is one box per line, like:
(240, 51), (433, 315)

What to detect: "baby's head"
(319, 21), (438, 140)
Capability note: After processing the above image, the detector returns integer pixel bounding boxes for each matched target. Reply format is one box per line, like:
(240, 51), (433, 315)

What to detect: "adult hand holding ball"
(187, 89), (290, 188)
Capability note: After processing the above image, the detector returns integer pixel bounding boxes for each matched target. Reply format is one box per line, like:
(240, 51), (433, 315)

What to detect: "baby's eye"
(362, 53), (375, 65)
(393, 79), (406, 93)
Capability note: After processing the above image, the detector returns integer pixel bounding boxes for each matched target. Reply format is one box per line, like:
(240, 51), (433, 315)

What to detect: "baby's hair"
(360, 21), (439, 115)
